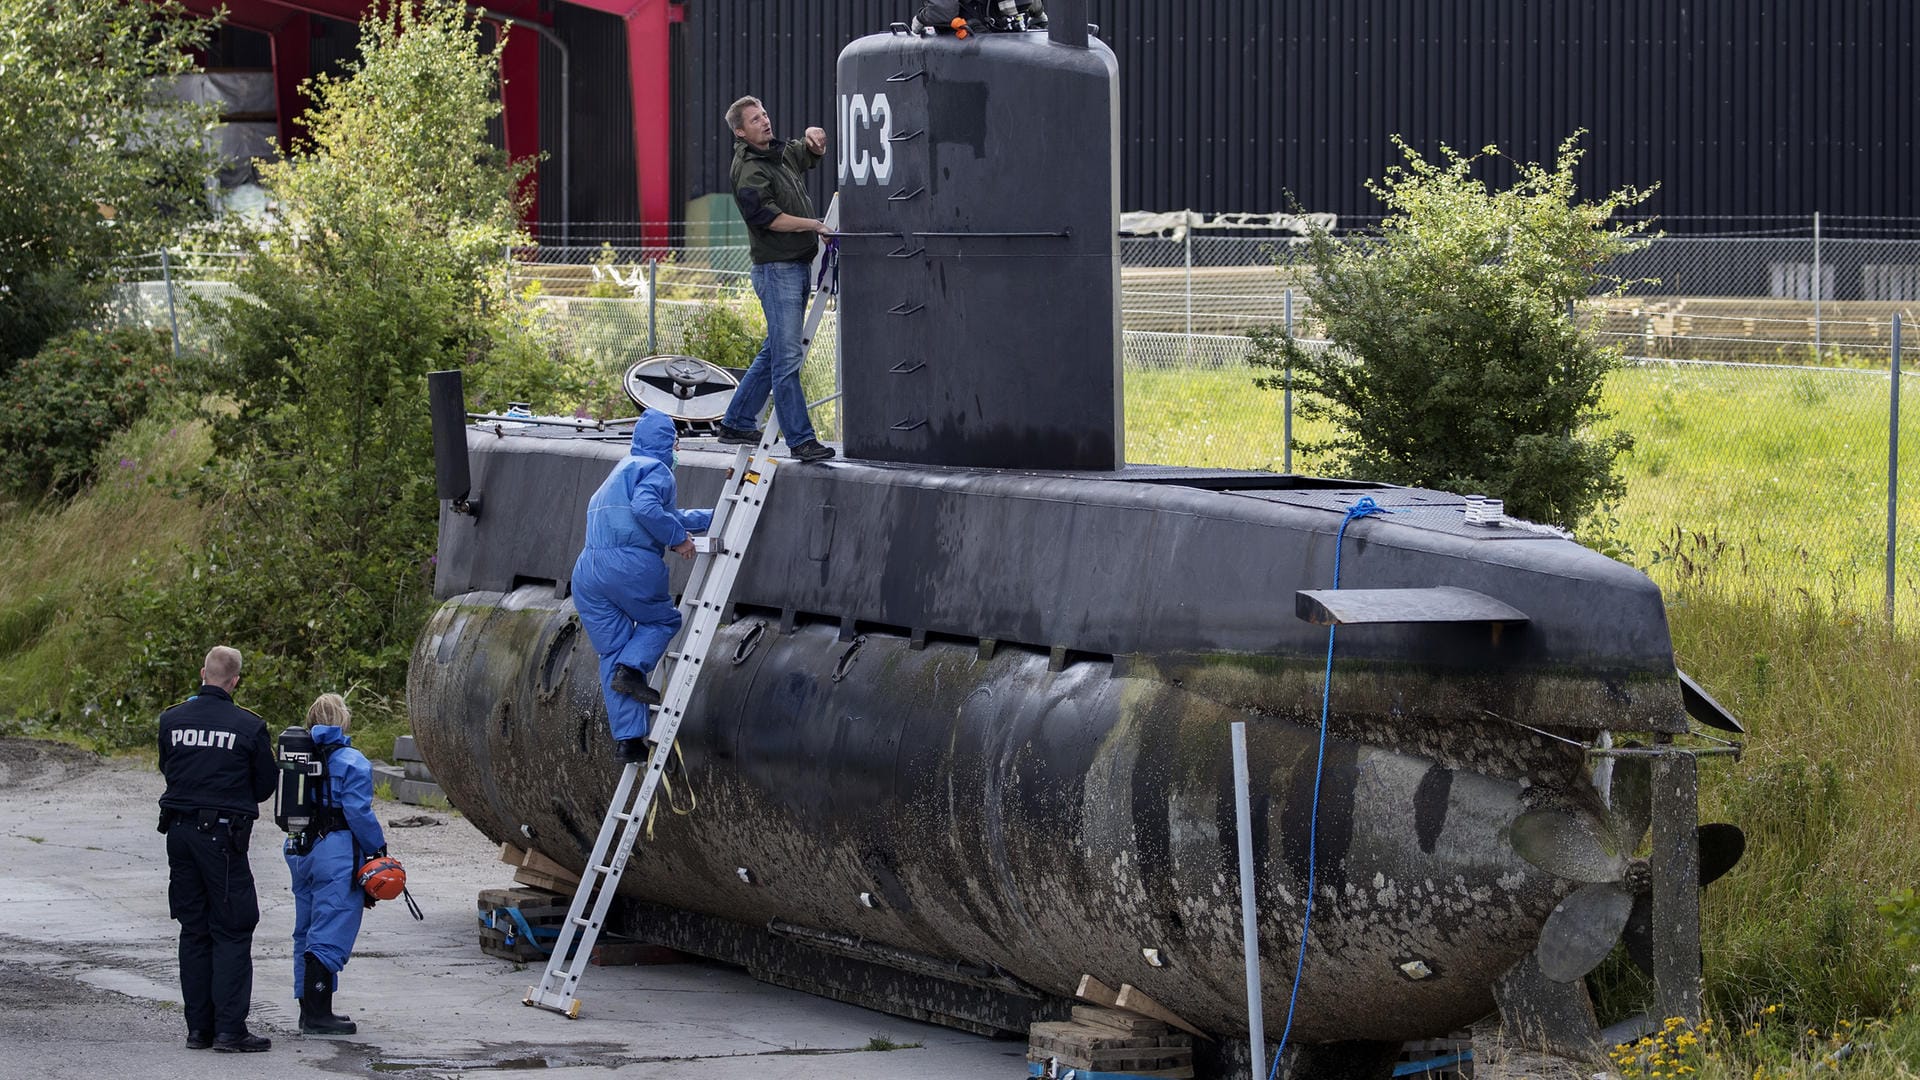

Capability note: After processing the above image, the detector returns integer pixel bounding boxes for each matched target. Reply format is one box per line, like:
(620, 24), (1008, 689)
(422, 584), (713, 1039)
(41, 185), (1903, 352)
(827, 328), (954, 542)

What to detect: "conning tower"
(835, 1), (1122, 470)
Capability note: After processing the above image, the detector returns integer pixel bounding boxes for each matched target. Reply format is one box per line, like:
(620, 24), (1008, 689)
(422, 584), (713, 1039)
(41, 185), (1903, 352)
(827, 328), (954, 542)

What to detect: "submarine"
(409, 7), (1741, 1077)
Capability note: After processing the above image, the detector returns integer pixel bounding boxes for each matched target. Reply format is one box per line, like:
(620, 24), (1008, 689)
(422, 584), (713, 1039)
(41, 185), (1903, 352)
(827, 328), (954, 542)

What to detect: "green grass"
(1125, 361), (1920, 620)
(1124, 365), (1337, 473)
(1597, 363), (1920, 622)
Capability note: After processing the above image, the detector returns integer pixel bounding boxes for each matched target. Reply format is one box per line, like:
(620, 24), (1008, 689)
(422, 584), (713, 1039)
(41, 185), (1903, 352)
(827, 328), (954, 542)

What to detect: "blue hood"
(630, 409), (676, 460)
(311, 724), (350, 749)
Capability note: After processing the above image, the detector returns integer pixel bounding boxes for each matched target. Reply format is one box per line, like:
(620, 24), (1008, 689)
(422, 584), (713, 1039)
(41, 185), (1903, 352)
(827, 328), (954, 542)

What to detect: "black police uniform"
(157, 684), (276, 1048)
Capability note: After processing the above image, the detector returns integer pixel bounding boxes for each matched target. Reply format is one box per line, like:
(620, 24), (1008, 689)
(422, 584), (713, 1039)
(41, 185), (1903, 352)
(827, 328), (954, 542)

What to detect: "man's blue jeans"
(723, 259), (816, 446)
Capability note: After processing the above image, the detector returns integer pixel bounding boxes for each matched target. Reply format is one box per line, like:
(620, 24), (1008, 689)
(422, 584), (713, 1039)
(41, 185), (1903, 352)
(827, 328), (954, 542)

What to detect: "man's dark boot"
(185, 1030), (213, 1050)
(211, 1031), (271, 1052)
(300, 954), (357, 1035)
(610, 664), (662, 704)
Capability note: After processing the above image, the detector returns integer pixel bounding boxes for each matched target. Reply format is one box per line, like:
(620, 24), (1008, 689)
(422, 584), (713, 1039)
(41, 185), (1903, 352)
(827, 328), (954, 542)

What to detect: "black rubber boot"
(299, 954), (357, 1035)
(610, 664), (662, 704)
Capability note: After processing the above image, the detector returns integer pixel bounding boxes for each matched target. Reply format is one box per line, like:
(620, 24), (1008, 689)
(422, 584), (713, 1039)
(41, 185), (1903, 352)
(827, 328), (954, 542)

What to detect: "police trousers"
(166, 812), (260, 1036)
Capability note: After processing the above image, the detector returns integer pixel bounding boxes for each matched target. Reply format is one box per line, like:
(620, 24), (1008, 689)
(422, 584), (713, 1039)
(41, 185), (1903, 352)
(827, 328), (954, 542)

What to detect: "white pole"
(160, 249), (180, 358)
(1231, 722), (1266, 1080)
(1813, 211), (1823, 359)
(1890, 313), (1903, 623)
(1184, 218), (1194, 364)
(1283, 290), (1294, 475)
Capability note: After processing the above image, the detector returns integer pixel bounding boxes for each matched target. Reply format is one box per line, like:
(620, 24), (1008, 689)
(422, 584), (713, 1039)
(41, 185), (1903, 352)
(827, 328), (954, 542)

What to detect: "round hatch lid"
(623, 355), (740, 422)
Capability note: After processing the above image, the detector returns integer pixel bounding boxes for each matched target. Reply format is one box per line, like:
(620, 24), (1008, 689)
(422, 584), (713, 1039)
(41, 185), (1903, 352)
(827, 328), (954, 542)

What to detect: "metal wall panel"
(679, 0), (897, 223)
(544, 5), (641, 230)
(664, 0), (1914, 224)
(1089, 0), (1915, 220)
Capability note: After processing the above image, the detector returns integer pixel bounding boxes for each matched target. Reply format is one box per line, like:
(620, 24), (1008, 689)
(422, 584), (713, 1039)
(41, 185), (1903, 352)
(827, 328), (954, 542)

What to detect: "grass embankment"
(0, 415), (209, 743)
(0, 414), (413, 759)
(1653, 571), (1920, 1077)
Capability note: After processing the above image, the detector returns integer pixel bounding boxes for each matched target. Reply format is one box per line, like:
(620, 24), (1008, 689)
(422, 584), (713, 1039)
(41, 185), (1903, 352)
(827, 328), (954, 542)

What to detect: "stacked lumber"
(498, 841), (580, 893)
(1028, 1006), (1194, 1079)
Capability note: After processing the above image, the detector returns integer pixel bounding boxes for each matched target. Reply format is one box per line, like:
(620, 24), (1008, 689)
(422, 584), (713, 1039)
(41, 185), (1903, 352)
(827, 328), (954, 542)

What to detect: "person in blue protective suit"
(283, 692), (386, 1036)
(572, 408), (714, 763)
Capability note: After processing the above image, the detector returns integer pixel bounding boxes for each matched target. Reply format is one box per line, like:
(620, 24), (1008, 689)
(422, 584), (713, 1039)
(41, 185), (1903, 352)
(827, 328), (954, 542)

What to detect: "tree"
(87, 0), (582, 732)
(1251, 133), (1653, 531)
(0, 0), (217, 369)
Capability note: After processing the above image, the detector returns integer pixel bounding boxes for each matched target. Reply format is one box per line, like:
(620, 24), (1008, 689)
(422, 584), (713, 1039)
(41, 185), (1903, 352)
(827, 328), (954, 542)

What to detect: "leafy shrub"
(79, 526), (427, 748)
(465, 298), (600, 416)
(681, 297), (766, 370)
(1251, 132), (1653, 530)
(0, 327), (179, 497)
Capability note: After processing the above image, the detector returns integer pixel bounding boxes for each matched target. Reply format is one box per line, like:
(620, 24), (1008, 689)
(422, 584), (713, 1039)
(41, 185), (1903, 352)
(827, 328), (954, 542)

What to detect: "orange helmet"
(357, 855), (407, 901)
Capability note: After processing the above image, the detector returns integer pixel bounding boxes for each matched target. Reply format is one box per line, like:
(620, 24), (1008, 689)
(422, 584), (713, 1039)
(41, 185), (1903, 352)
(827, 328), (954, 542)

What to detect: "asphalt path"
(0, 738), (1020, 1080)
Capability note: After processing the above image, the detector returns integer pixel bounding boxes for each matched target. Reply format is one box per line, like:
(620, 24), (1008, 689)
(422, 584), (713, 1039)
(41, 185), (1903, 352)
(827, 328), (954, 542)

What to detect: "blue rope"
(1268, 495), (1387, 1080)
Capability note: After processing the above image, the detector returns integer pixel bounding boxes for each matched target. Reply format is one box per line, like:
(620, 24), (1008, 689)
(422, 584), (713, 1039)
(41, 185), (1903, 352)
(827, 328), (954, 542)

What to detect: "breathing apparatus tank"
(274, 725), (324, 836)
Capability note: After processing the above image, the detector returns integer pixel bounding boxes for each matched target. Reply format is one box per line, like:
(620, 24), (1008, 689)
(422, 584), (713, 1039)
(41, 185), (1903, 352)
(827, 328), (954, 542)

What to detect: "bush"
(1252, 132), (1653, 530)
(78, 526), (427, 748)
(681, 297), (766, 370)
(0, 327), (179, 497)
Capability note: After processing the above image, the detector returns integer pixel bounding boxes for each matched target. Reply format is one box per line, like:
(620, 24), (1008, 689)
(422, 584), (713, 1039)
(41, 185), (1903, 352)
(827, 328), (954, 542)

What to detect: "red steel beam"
(269, 13), (311, 153)
(497, 20), (542, 225)
(624, 0), (670, 248)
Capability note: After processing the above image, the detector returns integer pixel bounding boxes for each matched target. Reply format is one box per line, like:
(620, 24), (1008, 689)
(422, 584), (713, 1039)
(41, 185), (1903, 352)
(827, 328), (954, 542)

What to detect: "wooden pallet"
(1027, 1019), (1195, 1078)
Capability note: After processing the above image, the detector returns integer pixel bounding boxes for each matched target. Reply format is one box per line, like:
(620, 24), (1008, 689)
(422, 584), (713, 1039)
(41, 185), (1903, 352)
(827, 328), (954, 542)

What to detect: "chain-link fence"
(107, 214), (1920, 620)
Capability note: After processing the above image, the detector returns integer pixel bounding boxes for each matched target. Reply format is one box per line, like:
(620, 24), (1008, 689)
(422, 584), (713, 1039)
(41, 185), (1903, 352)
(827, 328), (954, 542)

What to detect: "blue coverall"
(284, 724), (385, 997)
(571, 409), (713, 742)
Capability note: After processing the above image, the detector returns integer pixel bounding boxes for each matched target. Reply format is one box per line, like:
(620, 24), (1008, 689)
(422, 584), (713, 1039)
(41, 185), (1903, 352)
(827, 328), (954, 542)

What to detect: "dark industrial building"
(196, 0), (1913, 239)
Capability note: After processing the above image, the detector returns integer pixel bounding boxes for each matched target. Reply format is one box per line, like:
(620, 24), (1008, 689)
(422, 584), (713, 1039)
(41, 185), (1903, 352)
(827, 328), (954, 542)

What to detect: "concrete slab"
(0, 738), (1021, 1079)
(371, 762), (446, 806)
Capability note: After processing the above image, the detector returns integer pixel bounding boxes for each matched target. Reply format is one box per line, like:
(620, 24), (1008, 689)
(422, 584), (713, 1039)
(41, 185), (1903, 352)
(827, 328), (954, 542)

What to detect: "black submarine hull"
(409, 430), (1680, 1045)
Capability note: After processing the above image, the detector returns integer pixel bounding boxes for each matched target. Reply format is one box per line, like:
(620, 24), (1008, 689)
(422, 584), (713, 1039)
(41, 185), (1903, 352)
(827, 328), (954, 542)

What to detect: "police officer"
(157, 645), (277, 1052)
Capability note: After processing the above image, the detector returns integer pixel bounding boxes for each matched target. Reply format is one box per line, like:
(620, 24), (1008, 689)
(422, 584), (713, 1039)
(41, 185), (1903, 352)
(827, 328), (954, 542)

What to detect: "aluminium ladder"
(522, 428), (781, 1017)
(524, 205), (842, 1017)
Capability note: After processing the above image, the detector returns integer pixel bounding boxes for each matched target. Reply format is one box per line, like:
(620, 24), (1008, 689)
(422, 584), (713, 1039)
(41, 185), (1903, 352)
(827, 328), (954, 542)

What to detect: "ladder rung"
(572, 916), (596, 928)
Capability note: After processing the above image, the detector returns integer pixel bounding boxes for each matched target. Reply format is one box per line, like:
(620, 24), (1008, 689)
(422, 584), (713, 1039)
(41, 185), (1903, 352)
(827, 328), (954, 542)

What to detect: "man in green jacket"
(715, 95), (837, 463)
